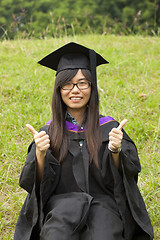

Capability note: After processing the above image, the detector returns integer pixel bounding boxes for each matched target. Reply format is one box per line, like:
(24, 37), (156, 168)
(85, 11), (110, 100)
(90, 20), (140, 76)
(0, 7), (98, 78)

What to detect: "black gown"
(14, 116), (154, 240)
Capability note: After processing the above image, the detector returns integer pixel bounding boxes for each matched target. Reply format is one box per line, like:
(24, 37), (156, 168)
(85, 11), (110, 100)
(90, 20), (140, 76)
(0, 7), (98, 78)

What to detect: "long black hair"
(48, 69), (102, 167)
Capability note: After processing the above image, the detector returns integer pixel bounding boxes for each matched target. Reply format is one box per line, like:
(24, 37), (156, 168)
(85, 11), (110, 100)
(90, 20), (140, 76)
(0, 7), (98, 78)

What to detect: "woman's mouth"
(69, 97), (82, 102)
(70, 97), (82, 100)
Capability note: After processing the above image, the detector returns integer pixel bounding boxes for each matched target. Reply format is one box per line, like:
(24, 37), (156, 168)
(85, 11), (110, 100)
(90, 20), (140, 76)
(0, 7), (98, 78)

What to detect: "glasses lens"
(78, 82), (90, 89)
(61, 83), (73, 90)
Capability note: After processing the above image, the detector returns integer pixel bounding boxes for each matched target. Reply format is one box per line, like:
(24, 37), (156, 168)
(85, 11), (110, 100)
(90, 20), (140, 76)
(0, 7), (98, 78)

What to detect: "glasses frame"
(61, 81), (91, 90)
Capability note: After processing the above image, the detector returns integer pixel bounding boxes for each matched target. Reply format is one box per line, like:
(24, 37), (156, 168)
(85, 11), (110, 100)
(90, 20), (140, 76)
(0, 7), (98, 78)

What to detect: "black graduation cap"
(38, 42), (109, 103)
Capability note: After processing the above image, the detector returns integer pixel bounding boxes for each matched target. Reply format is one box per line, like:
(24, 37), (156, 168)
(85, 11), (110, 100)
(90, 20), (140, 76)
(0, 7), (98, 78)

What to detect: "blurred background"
(0, 0), (159, 39)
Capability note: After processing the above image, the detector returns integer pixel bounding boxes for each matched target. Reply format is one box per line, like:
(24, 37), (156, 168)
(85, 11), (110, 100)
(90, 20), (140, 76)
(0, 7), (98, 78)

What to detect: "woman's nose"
(71, 84), (80, 92)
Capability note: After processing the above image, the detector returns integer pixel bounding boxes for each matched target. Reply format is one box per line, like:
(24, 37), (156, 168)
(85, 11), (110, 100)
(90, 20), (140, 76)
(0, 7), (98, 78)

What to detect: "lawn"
(0, 35), (160, 239)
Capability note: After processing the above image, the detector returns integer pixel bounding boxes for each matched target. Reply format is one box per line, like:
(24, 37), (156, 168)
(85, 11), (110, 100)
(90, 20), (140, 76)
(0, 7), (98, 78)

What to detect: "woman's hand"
(26, 124), (50, 183)
(108, 119), (127, 169)
(108, 119), (127, 153)
(26, 124), (50, 156)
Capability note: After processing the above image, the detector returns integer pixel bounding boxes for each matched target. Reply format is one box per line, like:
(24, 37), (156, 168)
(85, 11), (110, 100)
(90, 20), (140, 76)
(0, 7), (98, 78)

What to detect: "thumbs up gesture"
(26, 124), (50, 154)
(108, 119), (127, 153)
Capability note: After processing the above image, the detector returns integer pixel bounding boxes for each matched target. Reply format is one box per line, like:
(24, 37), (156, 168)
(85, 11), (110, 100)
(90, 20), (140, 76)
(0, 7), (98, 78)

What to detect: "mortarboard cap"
(38, 42), (109, 103)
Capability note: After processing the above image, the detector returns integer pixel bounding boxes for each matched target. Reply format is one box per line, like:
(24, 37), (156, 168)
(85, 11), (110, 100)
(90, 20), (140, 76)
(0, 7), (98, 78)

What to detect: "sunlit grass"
(0, 35), (160, 239)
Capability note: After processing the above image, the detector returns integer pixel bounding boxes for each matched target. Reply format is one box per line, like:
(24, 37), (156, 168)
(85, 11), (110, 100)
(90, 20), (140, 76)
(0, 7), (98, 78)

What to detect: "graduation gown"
(14, 116), (154, 240)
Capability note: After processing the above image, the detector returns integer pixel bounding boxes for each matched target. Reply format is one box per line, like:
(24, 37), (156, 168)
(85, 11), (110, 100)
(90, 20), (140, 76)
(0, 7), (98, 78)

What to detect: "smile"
(70, 97), (82, 100)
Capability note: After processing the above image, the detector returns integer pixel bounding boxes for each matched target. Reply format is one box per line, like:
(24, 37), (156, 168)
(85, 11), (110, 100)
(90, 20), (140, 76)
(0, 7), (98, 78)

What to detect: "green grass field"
(0, 35), (160, 239)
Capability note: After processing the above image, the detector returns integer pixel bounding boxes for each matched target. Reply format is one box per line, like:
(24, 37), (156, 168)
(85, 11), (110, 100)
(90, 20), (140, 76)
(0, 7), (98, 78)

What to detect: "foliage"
(0, 35), (160, 239)
(0, 0), (160, 39)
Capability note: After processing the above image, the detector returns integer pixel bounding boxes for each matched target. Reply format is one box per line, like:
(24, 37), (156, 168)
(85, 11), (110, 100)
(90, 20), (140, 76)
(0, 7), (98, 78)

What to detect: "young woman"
(14, 42), (154, 240)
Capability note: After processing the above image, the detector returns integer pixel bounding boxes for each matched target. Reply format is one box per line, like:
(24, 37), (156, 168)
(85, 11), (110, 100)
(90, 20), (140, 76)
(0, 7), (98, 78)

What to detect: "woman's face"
(60, 69), (91, 114)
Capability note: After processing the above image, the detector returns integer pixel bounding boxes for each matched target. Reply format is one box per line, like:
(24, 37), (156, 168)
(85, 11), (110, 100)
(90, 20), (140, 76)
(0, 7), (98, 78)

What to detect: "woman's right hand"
(26, 124), (50, 183)
(26, 124), (50, 156)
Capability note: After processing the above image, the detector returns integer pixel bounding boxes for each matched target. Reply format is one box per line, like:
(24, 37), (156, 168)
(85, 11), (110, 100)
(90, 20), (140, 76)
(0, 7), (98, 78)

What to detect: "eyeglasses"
(61, 81), (91, 90)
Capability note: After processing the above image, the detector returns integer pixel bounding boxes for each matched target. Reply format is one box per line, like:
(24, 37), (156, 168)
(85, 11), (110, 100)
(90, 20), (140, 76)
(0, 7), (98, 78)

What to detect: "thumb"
(26, 124), (38, 136)
(117, 119), (128, 131)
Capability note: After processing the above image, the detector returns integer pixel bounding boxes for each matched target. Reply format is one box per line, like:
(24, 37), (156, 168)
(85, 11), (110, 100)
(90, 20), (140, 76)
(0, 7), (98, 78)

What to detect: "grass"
(0, 35), (160, 239)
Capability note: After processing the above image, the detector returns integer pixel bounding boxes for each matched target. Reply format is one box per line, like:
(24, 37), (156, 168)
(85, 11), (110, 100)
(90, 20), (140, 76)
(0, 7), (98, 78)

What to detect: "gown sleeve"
(19, 125), (61, 204)
(19, 141), (37, 194)
(119, 136), (141, 181)
(14, 127), (61, 240)
(19, 144), (61, 205)
(101, 120), (141, 182)
(100, 121), (154, 239)
(116, 136), (154, 238)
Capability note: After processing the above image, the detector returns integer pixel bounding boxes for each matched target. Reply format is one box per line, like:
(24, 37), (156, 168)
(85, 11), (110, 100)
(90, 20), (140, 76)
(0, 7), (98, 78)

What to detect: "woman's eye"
(79, 82), (86, 85)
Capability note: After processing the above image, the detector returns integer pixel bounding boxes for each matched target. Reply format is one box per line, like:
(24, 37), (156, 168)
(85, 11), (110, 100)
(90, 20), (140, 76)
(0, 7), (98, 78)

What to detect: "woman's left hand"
(108, 119), (127, 152)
